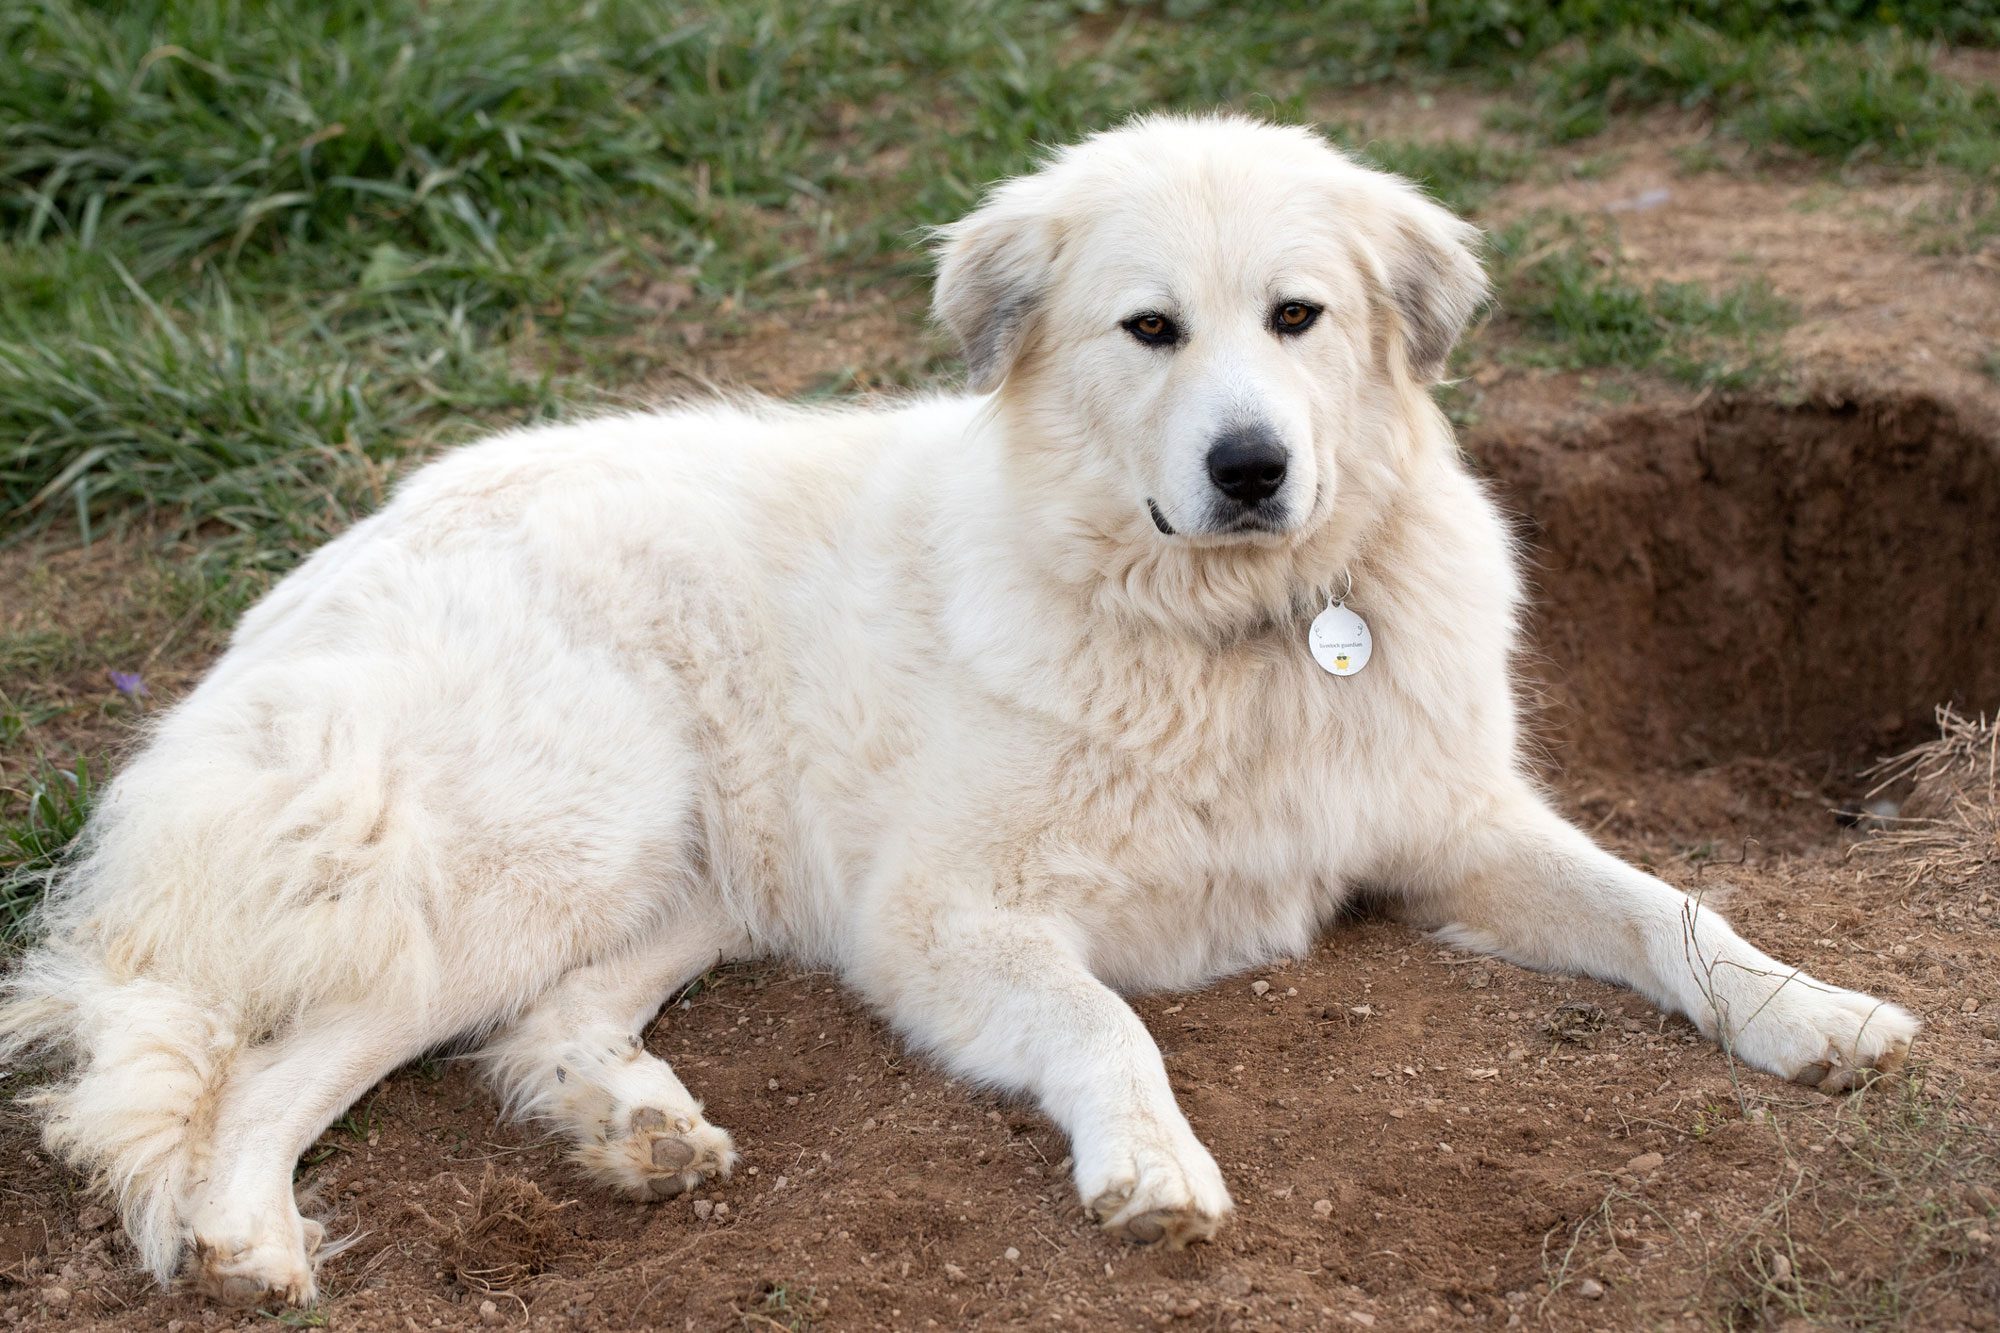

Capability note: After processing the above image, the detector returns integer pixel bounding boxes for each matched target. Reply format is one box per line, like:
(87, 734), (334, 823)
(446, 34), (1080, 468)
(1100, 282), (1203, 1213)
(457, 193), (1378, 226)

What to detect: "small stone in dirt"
(1770, 1253), (1794, 1284)
(1604, 186), (1671, 213)
(1313, 1199), (1333, 1217)
(1962, 998), (1981, 1015)
(1576, 1278), (1605, 1300)
(1004, 1246), (1021, 1262)
(693, 1200), (714, 1220)
(715, 1202), (729, 1219)
(1348, 1313), (1376, 1328)
(477, 1299), (503, 1326)
(40, 1287), (70, 1307)
(1251, 980), (1271, 997)
(1625, 1151), (1664, 1176)
(76, 1205), (113, 1231)
(767, 1077), (781, 1090)
(945, 1262), (969, 1282)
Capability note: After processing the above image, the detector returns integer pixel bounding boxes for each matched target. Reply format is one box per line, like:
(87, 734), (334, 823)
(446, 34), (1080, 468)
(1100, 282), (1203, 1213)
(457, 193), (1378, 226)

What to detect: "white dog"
(1, 116), (1917, 1307)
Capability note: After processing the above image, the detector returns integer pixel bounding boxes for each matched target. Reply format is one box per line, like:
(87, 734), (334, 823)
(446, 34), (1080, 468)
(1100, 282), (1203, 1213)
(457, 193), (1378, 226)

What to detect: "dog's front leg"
(850, 904), (1230, 1246)
(1396, 783), (1919, 1090)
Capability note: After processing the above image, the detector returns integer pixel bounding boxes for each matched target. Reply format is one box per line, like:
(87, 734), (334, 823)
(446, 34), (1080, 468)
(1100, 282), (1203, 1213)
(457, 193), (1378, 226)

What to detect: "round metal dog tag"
(1308, 600), (1371, 676)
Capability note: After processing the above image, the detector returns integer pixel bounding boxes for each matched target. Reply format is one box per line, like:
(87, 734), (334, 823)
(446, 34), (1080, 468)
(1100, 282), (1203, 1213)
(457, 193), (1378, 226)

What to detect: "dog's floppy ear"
(1366, 185), (1489, 383)
(931, 177), (1059, 393)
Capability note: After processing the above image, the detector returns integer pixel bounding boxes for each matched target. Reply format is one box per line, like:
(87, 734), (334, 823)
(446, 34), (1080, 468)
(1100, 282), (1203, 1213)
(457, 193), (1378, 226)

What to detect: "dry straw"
(1854, 706), (2000, 889)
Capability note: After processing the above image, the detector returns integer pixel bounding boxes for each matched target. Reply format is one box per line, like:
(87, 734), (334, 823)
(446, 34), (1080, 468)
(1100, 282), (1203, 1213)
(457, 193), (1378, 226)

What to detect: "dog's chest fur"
(771, 527), (1507, 991)
(379, 400), (1519, 991)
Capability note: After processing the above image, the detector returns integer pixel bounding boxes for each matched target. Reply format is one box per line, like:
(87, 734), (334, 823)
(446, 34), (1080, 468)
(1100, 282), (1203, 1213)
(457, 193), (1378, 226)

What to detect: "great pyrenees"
(1, 116), (1917, 1306)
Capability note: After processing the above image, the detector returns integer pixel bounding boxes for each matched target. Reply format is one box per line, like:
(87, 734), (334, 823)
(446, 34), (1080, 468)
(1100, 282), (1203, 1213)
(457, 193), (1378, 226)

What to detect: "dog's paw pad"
(189, 1237), (316, 1308)
(1775, 994), (1919, 1095)
(1089, 1192), (1223, 1249)
(1082, 1139), (1231, 1250)
(579, 1104), (737, 1201)
(1792, 1030), (1911, 1093)
(218, 1275), (269, 1307)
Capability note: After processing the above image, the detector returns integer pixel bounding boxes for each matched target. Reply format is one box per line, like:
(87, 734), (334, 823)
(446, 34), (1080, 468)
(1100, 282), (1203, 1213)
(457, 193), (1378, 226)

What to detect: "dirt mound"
(1479, 394), (2000, 773)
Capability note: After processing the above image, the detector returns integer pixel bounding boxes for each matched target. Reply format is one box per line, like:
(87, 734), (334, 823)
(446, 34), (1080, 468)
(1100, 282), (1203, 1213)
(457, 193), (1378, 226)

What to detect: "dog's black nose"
(1206, 428), (1288, 505)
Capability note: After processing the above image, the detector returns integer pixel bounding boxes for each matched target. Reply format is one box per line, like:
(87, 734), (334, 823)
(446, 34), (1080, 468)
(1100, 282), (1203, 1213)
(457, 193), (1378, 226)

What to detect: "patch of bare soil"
(1493, 394), (2000, 776)
(1316, 90), (2000, 428)
(0, 528), (229, 794)
(1487, 113), (2000, 425)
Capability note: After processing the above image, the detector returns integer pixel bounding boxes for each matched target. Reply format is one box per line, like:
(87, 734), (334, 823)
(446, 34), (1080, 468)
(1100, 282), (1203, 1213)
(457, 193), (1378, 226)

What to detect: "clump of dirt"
(420, 1168), (580, 1302)
(1477, 393), (2000, 775)
(1541, 1001), (1609, 1044)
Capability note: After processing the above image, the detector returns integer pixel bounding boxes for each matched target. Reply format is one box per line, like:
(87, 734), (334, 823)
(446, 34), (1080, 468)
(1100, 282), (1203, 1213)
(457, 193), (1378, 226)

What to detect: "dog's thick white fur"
(1, 117), (1917, 1305)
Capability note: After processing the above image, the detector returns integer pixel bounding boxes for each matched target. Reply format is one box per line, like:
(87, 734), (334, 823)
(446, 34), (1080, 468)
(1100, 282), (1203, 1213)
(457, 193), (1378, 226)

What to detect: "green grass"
(1515, 26), (2000, 168)
(745, 1281), (819, 1331)
(4, 0), (1992, 560)
(1492, 220), (1792, 388)
(0, 282), (565, 557)
(0, 758), (90, 939)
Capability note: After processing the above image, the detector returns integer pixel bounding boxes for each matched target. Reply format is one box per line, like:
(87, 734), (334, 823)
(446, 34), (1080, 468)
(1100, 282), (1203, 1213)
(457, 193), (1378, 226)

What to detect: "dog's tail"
(0, 943), (240, 1282)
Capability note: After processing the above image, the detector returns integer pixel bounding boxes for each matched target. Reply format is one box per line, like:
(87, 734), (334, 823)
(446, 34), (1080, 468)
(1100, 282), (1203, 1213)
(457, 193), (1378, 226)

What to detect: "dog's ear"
(931, 179), (1058, 393)
(1367, 187), (1489, 384)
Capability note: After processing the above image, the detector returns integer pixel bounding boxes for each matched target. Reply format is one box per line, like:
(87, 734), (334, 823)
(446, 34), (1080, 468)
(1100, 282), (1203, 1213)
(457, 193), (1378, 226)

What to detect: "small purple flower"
(108, 670), (149, 700)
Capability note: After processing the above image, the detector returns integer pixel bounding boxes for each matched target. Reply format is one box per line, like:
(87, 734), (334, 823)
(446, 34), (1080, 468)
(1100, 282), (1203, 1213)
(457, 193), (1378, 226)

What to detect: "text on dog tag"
(1308, 601), (1371, 676)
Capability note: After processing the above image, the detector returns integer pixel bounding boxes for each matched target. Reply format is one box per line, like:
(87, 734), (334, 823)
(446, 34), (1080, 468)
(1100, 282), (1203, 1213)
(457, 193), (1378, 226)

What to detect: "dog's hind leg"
(182, 1004), (432, 1307)
(473, 915), (747, 1201)
(1394, 781), (1920, 1090)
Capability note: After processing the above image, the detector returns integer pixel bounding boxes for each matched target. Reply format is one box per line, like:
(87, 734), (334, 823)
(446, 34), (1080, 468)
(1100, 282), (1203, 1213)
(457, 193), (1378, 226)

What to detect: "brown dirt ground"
(4, 113), (2000, 1333)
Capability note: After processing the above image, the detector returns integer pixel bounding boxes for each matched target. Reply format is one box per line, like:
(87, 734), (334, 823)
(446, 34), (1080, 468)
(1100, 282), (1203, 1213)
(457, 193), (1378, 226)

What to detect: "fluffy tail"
(0, 947), (239, 1282)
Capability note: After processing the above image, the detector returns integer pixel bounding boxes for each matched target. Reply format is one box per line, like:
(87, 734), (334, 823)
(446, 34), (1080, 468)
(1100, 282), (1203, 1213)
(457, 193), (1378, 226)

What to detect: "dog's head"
(932, 115), (1486, 624)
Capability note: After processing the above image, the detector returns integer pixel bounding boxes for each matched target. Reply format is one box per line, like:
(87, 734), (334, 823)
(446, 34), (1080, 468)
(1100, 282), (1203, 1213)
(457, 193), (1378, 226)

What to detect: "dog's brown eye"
(1272, 301), (1320, 335)
(1123, 312), (1179, 347)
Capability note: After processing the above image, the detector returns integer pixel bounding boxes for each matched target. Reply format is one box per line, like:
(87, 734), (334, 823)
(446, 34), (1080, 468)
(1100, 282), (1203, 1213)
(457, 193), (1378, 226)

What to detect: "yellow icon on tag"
(1334, 653), (1350, 670)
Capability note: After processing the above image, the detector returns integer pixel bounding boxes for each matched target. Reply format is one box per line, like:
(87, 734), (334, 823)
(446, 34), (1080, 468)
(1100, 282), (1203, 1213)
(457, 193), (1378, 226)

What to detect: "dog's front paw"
(187, 1210), (321, 1308)
(1076, 1118), (1231, 1248)
(1721, 979), (1919, 1092)
(577, 1104), (737, 1201)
